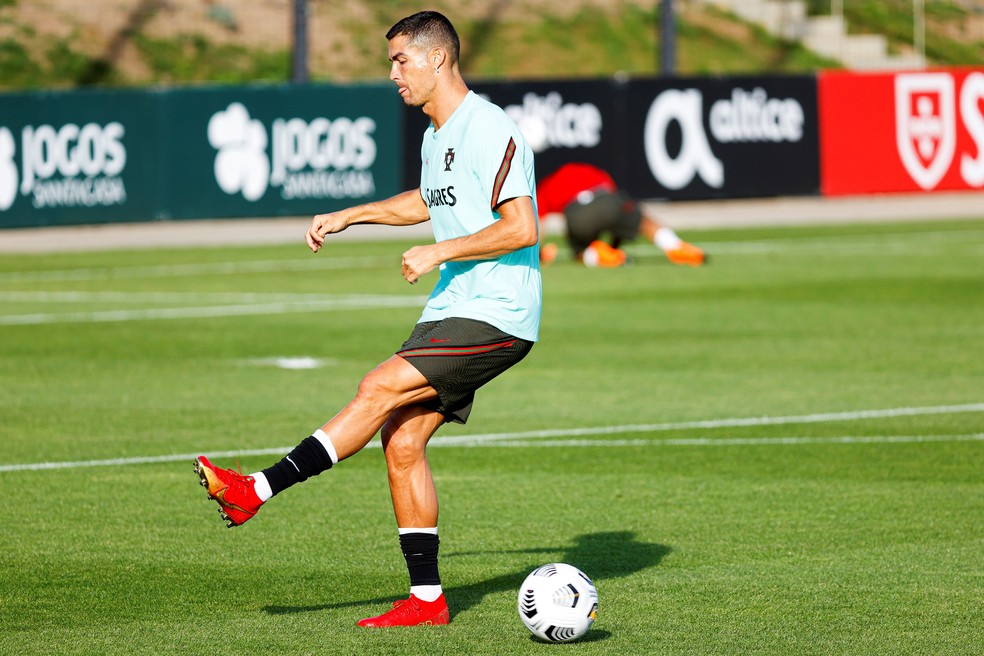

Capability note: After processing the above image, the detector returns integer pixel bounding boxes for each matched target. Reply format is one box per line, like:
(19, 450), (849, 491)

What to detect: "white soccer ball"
(518, 563), (598, 642)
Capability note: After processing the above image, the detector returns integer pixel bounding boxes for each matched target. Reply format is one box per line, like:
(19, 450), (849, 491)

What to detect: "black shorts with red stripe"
(396, 317), (534, 424)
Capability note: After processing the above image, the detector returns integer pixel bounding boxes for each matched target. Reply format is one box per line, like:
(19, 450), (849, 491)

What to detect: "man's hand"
(306, 212), (349, 253)
(305, 190), (430, 253)
(397, 195), (538, 282)
(401, 244), (441, 284)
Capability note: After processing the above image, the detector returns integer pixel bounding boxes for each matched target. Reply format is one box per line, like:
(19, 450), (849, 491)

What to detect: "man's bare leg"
(358, 403), (449, 625)
(197, 355), (440, 526)
(318, 355), (439, 460)
(381, 404), (446, 527)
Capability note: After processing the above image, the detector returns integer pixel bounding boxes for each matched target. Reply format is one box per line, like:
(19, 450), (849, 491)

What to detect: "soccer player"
(194, 11), (541, 628)
(536, 162), (706, 267)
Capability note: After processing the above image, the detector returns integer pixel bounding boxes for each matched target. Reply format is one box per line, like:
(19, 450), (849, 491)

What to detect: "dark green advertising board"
(161, 83), (401, 220)
(0, 88), (162, 227)
(0, 83), (402, 228)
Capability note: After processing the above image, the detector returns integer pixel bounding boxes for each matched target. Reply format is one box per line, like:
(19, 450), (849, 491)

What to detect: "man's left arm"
(400, 195), (538, 284)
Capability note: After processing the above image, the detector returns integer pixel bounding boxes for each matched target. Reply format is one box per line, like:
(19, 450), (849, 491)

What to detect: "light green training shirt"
(417, 91), (542, 342)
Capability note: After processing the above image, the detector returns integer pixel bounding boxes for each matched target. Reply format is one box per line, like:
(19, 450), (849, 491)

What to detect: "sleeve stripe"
(490, 137), (517, 210)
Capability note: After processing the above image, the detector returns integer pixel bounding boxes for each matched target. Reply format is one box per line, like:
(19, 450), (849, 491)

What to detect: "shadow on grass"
(264, 531), (671, 619)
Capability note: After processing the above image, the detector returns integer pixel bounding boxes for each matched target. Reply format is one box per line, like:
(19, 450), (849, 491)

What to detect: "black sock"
(400, 532), (441, 587)
(261, 435), (333, 497)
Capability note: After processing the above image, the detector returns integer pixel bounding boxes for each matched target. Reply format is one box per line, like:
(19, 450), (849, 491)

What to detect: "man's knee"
(381, 407), (442, 468)
(383, 425), (425, 472)
(355, 357), (433, 412)
(354, 368), (404, 416)
(355, 371), (386, 402)
(380, 415), (404, 445)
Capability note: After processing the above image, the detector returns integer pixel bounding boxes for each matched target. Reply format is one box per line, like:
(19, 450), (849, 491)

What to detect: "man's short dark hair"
(386, 11), (460, 64)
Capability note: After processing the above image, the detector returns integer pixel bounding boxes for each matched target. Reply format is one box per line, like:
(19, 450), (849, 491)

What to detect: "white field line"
(0, 291), (410, 303)
(5, 225), (982, 322)
(457, 434), (984, 448)
(0, 294), (428, 325)
(0, 255), (395, 283)
(4, 226), (983, 283)
(2, 403), (982, 473)
(625, 227), (984, 256)
(699, 241), (984, 255)
(427, 403), (984, 446)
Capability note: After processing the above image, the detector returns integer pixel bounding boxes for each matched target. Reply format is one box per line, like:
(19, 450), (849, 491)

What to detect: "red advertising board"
(819, 68), (984, 195)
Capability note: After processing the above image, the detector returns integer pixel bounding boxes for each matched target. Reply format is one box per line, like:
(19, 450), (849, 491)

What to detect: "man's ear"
(431, 48), (447, 71)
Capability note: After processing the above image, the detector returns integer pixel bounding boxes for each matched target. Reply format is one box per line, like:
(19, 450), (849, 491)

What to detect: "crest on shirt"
(444, 148), (455, 171)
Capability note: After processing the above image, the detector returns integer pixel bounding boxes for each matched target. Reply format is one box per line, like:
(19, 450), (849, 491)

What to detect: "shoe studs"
(194, 461), (207, 486)
(218, 509), (236, 528)
(196, 457), (250, 528)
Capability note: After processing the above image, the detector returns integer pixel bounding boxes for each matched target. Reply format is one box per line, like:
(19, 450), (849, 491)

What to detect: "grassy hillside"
(0, 0), (981, 90)
(807, 0), (984, 64)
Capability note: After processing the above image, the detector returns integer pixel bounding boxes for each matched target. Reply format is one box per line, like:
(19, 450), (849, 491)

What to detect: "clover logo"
(207, 102), (270, 202)
(0, 127), (17, 211)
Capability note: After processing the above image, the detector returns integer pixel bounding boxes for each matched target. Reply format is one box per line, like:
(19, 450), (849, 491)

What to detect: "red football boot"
(194, 456), (263, 527)
(357, 594), (450, 628)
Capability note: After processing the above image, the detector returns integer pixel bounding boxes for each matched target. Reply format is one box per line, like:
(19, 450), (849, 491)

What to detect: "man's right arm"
(306, 189), (430, 253)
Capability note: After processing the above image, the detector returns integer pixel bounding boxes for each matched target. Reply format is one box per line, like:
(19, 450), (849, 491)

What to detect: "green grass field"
(1, 218), (982, 655)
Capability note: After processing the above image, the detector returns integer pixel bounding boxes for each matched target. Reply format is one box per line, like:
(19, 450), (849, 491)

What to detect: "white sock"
(312, 428), (339, 464)
(251, 471), (273, 502)
(655, 226), (682, 251)
(581, 243), (600, 267)
(410, 584), (443, 602)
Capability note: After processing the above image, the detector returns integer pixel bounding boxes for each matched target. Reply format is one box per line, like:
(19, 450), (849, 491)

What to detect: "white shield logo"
(895, 73), (956, 190)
